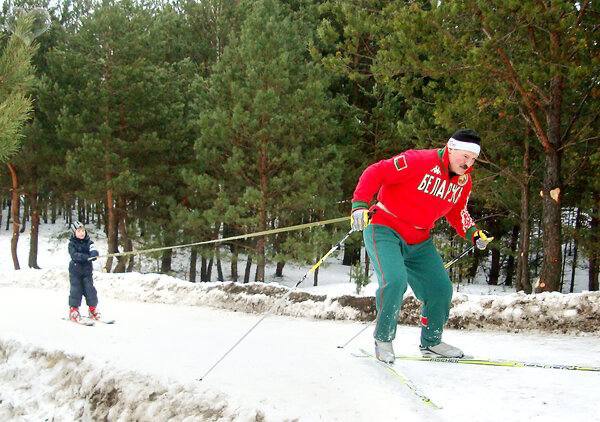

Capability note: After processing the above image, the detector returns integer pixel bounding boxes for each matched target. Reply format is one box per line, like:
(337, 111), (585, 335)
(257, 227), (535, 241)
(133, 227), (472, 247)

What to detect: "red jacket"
(352, 147), (478, 244)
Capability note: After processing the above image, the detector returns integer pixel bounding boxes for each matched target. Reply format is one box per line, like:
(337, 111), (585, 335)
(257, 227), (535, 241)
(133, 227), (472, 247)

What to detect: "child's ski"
(83, 316), (115, 324)
(62, 317), (94, 326)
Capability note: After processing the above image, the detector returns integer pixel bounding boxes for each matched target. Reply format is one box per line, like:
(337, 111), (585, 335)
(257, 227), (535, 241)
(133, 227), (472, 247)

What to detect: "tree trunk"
(161, 249), (173, 274)
(201, 255), (207, 281)
(42, 199), (47, 224)
(254, 132), (269, 283)
(589, 195), (599, 291)
(88, 203), (94, 225)
(504, 225), (519, 286)
(7, 163), (20, 270)
(488, 248), (500, 285)
(275, 261), (285, 277)
(255, 239), (266, 281)
(230, 244), (238, 282)
(206, 255), (214, 282)
(113, 198), (129, 273)
(94, 202), (100, 228)
(77, 200), (85, 224)
(244, 255), (252, 284)
(516, 137), (532, 293)
(126, 249), (135, 272)
(50, 200), (56, 224)
(28, 190), (41, 269)
(5, 198), (11, 231)
(537, 71), (564, 293)
(105, 189), (118, 272)
(538, 151), (562, 292)
(66, 202), (73, 227)
(125, 228), (135, 271)
(216, 246), (224, 281)
(364, 251), (370, 281)
(189, 247), (198, 282)
(313, 265), (319, 286)
(342, 241), (360, 266)
(569, 208), (582, 293)
(19, 197), (28, 233)
(560, 237), (569, 292)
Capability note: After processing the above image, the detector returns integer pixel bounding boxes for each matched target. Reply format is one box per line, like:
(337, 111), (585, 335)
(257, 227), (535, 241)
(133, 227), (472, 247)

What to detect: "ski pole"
(443, 245), (474, 270)
(337, 244), (475, 349)
(198, 229), (355, 381)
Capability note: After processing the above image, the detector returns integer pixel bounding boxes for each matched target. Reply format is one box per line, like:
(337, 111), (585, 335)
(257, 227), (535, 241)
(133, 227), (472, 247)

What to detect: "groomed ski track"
(1, 285), (599, 422)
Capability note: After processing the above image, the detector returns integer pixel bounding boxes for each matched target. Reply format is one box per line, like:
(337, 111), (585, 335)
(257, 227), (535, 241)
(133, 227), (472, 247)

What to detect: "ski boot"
(88, 306), (101, 321)
(69, 307), (81, 322)
(374, 339), (395, 364)
(420, 342), (464, 358)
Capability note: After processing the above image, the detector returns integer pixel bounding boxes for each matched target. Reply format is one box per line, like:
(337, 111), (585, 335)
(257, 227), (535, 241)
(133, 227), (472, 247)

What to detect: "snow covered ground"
(1, 220), (600, 421)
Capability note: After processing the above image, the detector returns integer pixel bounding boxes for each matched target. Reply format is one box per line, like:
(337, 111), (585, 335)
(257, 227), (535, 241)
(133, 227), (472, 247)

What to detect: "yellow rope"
(98, 216), (349, 259)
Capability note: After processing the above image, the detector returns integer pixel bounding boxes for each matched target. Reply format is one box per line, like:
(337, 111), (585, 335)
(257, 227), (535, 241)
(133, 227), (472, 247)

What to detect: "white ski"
(356, 348), (442, 409)
(61, 317), (94, 326)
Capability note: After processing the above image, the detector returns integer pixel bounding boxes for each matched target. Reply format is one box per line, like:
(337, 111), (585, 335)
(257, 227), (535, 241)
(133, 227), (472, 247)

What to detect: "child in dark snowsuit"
(68, 221), (101, 322)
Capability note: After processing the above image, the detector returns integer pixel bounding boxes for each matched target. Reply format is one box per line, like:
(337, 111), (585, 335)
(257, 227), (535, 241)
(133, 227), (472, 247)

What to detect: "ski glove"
(473, 229), (493, 250)
(350, 208), (370, 232)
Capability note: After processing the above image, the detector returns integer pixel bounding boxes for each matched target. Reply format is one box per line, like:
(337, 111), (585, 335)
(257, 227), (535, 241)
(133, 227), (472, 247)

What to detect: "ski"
(357, 348), (442, 409)
(61, 317), (94, 326)
(82, 316), (116, 324)
(395, 355), (600, 372)
(354, 352), (600, 372)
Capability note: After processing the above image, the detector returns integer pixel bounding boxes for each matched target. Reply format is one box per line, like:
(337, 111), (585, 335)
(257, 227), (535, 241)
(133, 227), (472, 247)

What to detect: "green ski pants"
(363, 224), (453, 347)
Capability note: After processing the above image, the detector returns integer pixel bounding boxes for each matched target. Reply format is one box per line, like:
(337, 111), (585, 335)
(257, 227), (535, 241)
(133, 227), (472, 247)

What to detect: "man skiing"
(68, 221), (101, 323)
(351, 129), (492, 363)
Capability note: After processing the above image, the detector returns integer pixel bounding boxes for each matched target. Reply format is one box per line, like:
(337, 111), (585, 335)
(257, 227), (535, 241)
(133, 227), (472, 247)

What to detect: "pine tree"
(0, 12), (37, 162)
(44, 0), (201, 272)
(11, 3), (65, 269)
(1, 7), (49, 270)
(365, 1), (598, 292)
(195, 0), (345, 281)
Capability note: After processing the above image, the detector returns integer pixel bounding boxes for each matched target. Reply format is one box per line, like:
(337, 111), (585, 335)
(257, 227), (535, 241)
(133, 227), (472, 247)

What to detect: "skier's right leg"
(68, 271), (84, 321)
(68, 271), (84, 308)
(363, 225), (407, 363)
(404, 239), (462, 357)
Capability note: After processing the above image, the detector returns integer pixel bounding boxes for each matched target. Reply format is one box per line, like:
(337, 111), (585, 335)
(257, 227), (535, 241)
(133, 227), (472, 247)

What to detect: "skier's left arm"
(445, 185), (492, 249)
(88, 241), (99, 261)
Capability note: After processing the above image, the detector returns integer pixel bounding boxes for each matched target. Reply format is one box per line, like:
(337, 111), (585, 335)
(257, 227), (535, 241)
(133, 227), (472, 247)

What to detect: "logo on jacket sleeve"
(393, 154), (407, 171)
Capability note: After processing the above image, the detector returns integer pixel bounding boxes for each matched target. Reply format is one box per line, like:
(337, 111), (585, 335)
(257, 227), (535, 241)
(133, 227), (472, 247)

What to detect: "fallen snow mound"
(0, 339), (264, 421)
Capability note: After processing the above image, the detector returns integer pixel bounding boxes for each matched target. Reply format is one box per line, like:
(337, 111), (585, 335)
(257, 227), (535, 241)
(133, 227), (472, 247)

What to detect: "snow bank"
(2, 268), (599, 334)
(0, 339), (265, 422)
(0, 268), (363, 321)
(448, 291), (600, 333)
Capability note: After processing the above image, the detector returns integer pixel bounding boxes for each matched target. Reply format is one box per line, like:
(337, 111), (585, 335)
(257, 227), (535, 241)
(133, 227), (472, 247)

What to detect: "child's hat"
(70, 221), (85, 234)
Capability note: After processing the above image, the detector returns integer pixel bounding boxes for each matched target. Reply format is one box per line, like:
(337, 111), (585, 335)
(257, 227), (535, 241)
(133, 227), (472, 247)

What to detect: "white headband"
(447, 137), (480, 155)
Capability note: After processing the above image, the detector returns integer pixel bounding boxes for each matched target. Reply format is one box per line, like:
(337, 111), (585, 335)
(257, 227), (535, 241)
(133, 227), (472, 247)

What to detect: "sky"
(1, 218), (599, 421)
